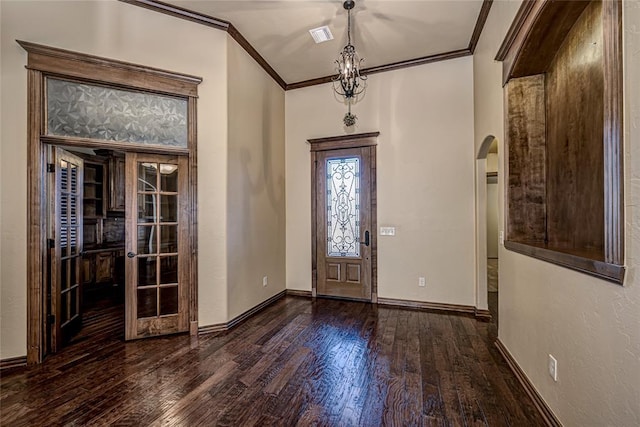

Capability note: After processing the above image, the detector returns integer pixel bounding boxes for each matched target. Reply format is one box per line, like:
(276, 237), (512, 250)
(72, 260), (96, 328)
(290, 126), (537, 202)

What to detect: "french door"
(48, 147), (84, 351)
(315, 146), (373, 300)
(125, 153), (190, 340)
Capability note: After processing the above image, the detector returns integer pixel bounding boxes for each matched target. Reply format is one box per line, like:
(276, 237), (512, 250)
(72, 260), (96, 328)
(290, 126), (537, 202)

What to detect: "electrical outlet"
(548, 354), (558, 382)
(263, 276), (268, 287)
(418, 277), (426, 287)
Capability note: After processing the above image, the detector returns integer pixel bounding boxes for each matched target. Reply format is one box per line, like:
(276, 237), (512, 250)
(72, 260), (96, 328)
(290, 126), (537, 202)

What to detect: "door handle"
(364, 230), (370, 247)
(127, 252), (136, 258)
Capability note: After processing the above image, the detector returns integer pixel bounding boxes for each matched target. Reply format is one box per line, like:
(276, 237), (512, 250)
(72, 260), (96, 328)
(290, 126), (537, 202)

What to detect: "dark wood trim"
(495, 0), (536, 61)
(378, 297), (491, 321)
(17, 40), (202, 97)
(469, 0), (494, 53)
(308, 132), (380, 151)
(310, 150), (318, 298)
(198, 290), (287, 335)
(26, 69), (44, 365)
(603, 0), (624, 265)
(377, 297), (475, 315)
(286, 289), (313, 298)
(188, 96), (199, 335)
(505, 240), (625, 284)
(474, 308), (492, 322)
(227, 291), (286, 330)
(370, 146), (378, 304)
(0, 356), (28, 371)
(496, 1), (590, 85)
(40, 136), (190, 156)
(495, 339), (562, 427)
(287, 49), (471, 91)
(227, 25), (286, 90)
(119, 0), (230, 30)
(118, 0), (286, 90)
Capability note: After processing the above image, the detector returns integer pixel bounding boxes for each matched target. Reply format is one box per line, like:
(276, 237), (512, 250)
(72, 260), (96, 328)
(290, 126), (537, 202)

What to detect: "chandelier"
(333, 0), (367, 127)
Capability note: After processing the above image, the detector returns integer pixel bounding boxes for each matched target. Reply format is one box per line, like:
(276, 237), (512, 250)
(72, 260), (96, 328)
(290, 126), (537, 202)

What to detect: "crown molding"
(120, 0), (229, 30)
(286, 48), (472, 91)
(121, 0), (493, 92)
(495, 0), (537, 61)
(469, 0), (493, 53)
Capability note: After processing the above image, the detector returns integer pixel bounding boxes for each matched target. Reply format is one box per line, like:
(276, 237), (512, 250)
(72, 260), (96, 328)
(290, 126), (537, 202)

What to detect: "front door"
(48, 147), (84, 351)
(315, 147), (373, 300)
(125, 153), (189, 340)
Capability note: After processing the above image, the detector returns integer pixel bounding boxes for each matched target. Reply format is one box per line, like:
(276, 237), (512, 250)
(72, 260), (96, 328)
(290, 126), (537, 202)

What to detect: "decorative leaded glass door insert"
(316, 147), (372, 300)
(125, 153), (189, 339)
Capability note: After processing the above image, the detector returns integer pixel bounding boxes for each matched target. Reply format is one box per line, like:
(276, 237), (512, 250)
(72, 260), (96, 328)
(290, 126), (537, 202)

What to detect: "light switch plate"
(380, 227), (396, 236)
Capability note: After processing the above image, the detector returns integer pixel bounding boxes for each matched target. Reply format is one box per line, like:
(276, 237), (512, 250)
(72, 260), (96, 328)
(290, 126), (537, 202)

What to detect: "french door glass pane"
(326, 157), (360, 257)
(138, 257), (157, 287)
(138, 163), (158, 192)
(160, 165), (178, 192)
(137, 288), (157, 318)
(160, 225), (178, 253)
(138, 225), (157, 255)
(160, 195), (178, 222)
(160, 286), (178, 315)
(160, 256), (178, 285)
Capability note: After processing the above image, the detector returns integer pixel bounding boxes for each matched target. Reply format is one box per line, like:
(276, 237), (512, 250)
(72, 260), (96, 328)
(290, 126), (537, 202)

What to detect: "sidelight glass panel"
(47, 78), (188, 147)
(160, 286), (178, 316)
(137, 288), (157, 318)
(138, 257), (157, 287)
(326, 157), (360, 257)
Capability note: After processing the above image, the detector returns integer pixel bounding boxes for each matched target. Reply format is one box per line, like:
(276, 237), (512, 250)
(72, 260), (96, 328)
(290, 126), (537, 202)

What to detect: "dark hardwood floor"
(1, 296), (544, 426)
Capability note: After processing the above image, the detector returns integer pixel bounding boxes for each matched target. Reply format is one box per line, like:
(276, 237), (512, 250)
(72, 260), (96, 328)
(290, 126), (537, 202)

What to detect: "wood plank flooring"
(1, 296), (544, 426)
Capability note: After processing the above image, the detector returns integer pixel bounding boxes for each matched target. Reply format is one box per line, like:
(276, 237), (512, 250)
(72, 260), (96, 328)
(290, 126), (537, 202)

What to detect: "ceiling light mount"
(333, 0), (367, 126)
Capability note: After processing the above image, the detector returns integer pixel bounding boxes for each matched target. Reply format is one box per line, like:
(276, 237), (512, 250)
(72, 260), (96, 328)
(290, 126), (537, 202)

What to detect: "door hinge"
(47, 163), (55, 173)
(47, 314), (55, 324)
(47, 239), (55, 249)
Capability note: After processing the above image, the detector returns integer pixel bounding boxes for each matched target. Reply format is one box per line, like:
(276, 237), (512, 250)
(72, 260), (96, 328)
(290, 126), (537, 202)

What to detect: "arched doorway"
(476, 135), (500, 323)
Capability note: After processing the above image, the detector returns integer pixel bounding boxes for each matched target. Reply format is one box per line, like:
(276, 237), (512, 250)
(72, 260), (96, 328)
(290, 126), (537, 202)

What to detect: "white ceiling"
(168, 0), (485, 84)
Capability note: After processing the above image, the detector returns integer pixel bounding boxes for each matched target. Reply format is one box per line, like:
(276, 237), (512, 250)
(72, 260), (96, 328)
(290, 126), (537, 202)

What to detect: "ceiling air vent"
(309, 26), (333, 44)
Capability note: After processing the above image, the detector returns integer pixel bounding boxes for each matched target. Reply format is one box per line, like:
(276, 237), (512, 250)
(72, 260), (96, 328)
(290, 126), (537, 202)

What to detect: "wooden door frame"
(308, 132), (379, 303)
(20, 40), (202, 364)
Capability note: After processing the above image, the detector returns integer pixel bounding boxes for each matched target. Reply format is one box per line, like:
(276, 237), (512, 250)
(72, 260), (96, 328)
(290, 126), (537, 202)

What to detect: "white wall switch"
(380, 227), (396, 236)
(499, 230), (504, 245)
(548, 354), (558, 382)
(418, 277), (426, 287)
(263, 276), (268, 287)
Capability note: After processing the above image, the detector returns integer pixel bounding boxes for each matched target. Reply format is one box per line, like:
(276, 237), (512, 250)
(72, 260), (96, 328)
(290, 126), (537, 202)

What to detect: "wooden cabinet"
(83, 161), (106, 219)
(96, 252), (113, 283)
(108, 153), (125, 212)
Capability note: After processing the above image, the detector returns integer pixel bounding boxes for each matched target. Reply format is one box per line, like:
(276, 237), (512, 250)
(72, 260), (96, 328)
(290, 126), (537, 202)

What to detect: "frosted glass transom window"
(46, 78), (188, 147)
(327, 157), (360, 257)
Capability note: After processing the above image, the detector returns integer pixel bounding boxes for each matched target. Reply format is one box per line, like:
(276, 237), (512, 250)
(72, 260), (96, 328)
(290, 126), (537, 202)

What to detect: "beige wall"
(226, 37), (286, 320)
(474, 1), (640, 425)
(486, 180), (498, 259)
(286, 57), (476, 306)
(0, 0), (229, 358)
